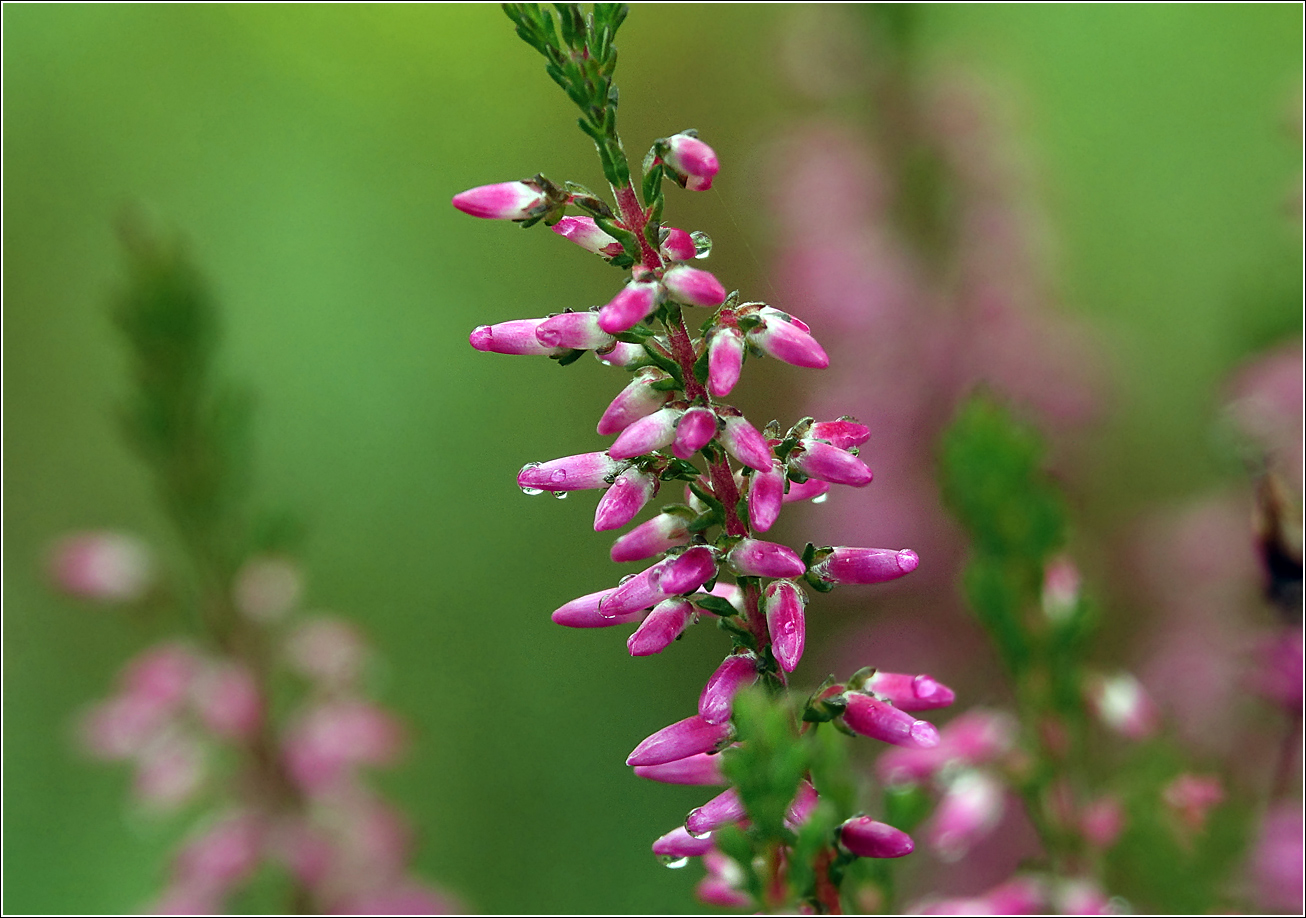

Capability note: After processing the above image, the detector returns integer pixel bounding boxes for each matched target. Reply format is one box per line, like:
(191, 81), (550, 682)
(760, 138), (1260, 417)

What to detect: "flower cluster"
(455, 5), (955, 908)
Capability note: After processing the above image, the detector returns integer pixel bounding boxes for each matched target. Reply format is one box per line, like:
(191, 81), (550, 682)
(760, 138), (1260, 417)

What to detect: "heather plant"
(453, 3), (959, 911)
(49, 228), (457, 915)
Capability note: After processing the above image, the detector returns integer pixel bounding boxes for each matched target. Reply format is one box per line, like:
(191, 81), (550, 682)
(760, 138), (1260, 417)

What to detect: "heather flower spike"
(465, 5), (936, 910)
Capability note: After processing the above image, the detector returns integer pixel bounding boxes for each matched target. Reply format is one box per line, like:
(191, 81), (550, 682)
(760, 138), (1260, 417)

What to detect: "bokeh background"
(4, 4), (1301, 914)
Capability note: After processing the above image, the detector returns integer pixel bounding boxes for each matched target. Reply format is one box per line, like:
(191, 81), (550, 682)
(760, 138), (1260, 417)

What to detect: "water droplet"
(520, 486), (543, 496)
(811, 492), (829, 504)
(550, 468), (568, 484)
(691, 230), (713, 259)
(659, 856), (690, 869)
(551, 490), (569, 500)
(685, 812), (710, 838)
(782, 621), (796, 635)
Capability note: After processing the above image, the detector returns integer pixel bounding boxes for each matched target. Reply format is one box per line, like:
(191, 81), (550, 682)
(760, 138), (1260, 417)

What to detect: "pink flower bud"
(174, 812), (264, 891)
(594, 467), (659, 532)
(1163, 773), (1224, 832)
(786, 781), (820, 827)
(704, 580), (745, 613)
(783, 478), (830, 503)
(122, 642), (200, 712)
(980, 877), (1049, 914)
(48, 531), (154, 603)
(552, 588), (646, 628)
(664, 133), (720, 191)
(926, 770), (1005, 861)
(1249, 802), (1304, 912)
(601, 558), (676, 618)
(599, 281), (659, 333)
(686, 787), (746, 836)
(757, 305), (810, 333)
(728, 538), (806, 579)
(284, 617), (368, 688)
(610, 511), (692, 563)
(595, 340), (647, 367)
(877, 709), (1016, 784)
(337, 882), (462, 916)
(469, 318), (564, 356)
(551, 215), (622, 255)
(1084, 671), (1159, 740)
(134, 732), (207, 809)
(839, 816), (915, 859)
(747, 314), (830, 369)
(597, 368), (674, 436)
(79, 694), (172, 760)
(764, 580), (807, 673)
(1051, 879), (1111, 916)
(653, 825), (716, 858)
(535, 310), (615, 350)
(628, 598), (696, 656)
(719, 413), (775, 472)
(635, 752), (726, 786)
(812, 546), (918, 585)
(697, 851), (751, 907)
(707, 326), (745, 397)
(192, 661), (262, 741)
(233, 555), (303, 623)
(790, 440), (872, 487)
(1080, 795), (1126, 849)
(283, 700), (404, 793)
(627, 715), (732, 767)
(518, 451), (621, 493)
(748, 461), (785, 532)
(866, 672), (956, 711)
(673, 406), (717, 459)
(1041, 555), (1082, 622)
(609, 406), (683, 460)
(808, 418), (870, 450)
(699, 654), (759, 724)
(660, 226), (697, 262)
(843, 693), (939, 748)
(660, 546), (719, 595)
(662, 265), (726, 308)
(451, 180), (548, 220)
(1252, 626), (1304, 712)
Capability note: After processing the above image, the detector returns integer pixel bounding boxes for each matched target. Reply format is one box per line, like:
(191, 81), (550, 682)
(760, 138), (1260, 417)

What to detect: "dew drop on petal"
(550, 469), (568, 484)
(660, 856), (690, 869)
(521, 486), (544, 496)
(811, 492), (828, 504)
(551, 491), (569, 500)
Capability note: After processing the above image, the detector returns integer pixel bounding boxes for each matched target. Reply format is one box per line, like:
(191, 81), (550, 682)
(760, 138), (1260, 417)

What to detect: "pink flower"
(594, 467), (659, 531)
(707, 326), (745, 397)
(609, 406), (683, 459)
(283, 700), (405, 793)
(865, 671), (956, 711)
(653, 825), (716, 858)
(134, 732), (207, 810)
(789, 439), (872, 487)
(284, 617), (368, 688)
(1084, 671), (1159, 740)
(807, 418), (869, 449)
(699, 654), (759, 724)
(719, 412), (775, 472)
(673, 406), (717, 459)
(664, 132), (720, 191)
(599, 281), (659, 333)
(48, 531), (154, 604)
(748, 460), (786, 532)
(747, 310), (830, 369)
(626, 714), (732, 767)
(635, 752), (726, 786)
(336, 882), (462, 915)
(610, 510), (693, 563)
(451, 180), (549, 220)
(518, 452), (622, 493)
(551, 588), (646, 628)
(595, 340), (647, 367)
(600, 547), (716, 618)
(627, 598), (695, 656)
(192, 661), (262, 741)
(596, 368), (674, 436)
(686, 787), (746, 836)
(764, 580), (807, 673)
(233, 555), (303, 623)
(662, 265), (726, 308)
(1249, 802), (1304, 912)
(811, 546), (918, 585)
(469, 318), (564, 356)
(534, 310), (615, 350)
(727, 538), (806, 579)
(1080, 795), (1126, 849)
(839, 816), (915, 859)
(551, 215), (623, 256)
(842, 692), (939, 748)
(173, 812), (264, 893)
(660, 226), (697, 262)
(925, 769), (1006, 861)
(697, 850), (751, 908)
(1162, 773), (1224, 833)
(783, 477), (830, 504)
(877, 708), (1016, 784)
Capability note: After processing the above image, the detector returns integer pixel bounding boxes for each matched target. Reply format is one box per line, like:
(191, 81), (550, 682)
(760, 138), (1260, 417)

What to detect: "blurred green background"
(3, 4), (1300, 913)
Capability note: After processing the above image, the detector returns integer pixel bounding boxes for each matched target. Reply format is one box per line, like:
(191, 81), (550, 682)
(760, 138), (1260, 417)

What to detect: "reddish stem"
(813, 847), (843, 914)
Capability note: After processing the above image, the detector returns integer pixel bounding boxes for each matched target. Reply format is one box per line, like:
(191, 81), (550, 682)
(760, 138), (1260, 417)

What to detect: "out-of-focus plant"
(451, 3), (966, 911)
(48, 227), (458, 915)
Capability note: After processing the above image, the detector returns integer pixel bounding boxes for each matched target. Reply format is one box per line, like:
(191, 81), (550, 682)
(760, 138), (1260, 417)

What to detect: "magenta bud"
(660, 226), (697, 262)
(748, 461), (786, 532)
(609, 406), (683, 459)
(719, 414), (775, 472)
(518, 451), (621, 493)
(660, 546), (718, 595)
(748, 315), (830, 369)
(635, 752), (726, 786)
(597, 368), (674, 436)
(627, 715), (732, 767)
(535, 311), (615, 350)
(686, 788), (746, 836)
(926, 770), (1005, 861)
(653, 825), (715, 858)
(840, 817), (915, 859)
(728, 538), (806, 579)
(595, 340), (647, 367)
(699, 654), (759, 724)
(790, 440), (872, 487)
(764, 581), (807, 673)
(451, 180), (548, 220)
(756, 305), (810, 333)
(551, 215), (622, 255)
(193, 662), (263, 741)
(599, 281), (659, 333)
(628, 598), (696, 656)
(601, 559), (675, 618)
(610, 511), (693, 563)
(552, 589), (645, 628)
(664, 132), (720, 191)
(867, 672), (957, 711)
(786, 781), (820, 828)
(843, 693), (940, 748)
(662, 265), (726, 308)
(594, 468), (659, 532)
(707, 327), (745, 397)
(704, 580), (745, 613)
(470, 318), (564, 356)
(813, 546), (919, 585)
(808, 418), (870, 450)
(783, 478), (830, 503)
(673, 407), (718, 459)
(48, 531), (154, 604)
